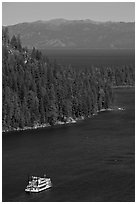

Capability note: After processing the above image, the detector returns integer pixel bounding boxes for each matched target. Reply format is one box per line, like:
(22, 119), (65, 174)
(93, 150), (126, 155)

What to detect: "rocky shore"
(2, 106), (125, 133)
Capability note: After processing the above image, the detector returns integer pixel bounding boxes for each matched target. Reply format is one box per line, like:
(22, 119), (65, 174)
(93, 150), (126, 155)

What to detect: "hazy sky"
(2, 2), (135, 26)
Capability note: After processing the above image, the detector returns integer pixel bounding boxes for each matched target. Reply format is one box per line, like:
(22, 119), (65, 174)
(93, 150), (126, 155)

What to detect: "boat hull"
(25, 184), (52, 193)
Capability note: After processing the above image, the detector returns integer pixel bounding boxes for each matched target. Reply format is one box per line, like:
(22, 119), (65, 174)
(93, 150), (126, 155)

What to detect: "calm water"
(2, 88), (135, 202)
(42, 49), (135, 68)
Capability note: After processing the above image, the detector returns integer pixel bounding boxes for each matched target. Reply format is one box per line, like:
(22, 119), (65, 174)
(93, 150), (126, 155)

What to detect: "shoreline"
(2, 116), (85, 133)
(2, 106), (125, 134)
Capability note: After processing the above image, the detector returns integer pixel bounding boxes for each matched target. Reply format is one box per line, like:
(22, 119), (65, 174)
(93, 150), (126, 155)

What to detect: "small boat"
(25, 174), (52, 193)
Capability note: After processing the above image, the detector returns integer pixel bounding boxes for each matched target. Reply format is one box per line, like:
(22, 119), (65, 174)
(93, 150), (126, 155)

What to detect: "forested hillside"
(2, 28), (135, 132)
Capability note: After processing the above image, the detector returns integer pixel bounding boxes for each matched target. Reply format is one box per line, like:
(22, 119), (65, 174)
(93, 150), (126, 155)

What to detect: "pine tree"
(2, 29), (134, 132)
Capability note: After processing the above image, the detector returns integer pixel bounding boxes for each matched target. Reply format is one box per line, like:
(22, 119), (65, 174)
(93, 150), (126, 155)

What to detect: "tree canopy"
(2, 28), (135, 132)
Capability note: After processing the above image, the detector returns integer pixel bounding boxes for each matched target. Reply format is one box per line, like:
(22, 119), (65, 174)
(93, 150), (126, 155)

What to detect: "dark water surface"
(2, 88), (135, 202)
(42, 49), (135, 67)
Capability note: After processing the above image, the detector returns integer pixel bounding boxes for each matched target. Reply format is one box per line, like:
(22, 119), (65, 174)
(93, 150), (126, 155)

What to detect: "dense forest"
(2, 28), (135, 132)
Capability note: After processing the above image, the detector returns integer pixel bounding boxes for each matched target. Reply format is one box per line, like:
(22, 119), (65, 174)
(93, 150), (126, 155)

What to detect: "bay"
(41, 49), (135, 67)
(2, 87), (135, 202)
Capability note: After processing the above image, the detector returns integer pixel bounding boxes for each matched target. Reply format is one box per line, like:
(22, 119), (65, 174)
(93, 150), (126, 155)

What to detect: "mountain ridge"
(6, 19), (135, 49)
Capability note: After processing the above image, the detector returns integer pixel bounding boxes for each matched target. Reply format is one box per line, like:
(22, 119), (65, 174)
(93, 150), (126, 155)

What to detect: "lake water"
(2, 87), (135, 202)
(41, 49), (135, 68)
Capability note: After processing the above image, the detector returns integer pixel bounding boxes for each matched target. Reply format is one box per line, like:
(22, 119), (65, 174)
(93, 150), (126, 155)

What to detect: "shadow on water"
(2, 88), (135, 202)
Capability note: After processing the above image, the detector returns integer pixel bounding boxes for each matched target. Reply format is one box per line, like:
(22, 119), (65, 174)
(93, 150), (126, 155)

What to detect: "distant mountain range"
(6, 19), (135, 49)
